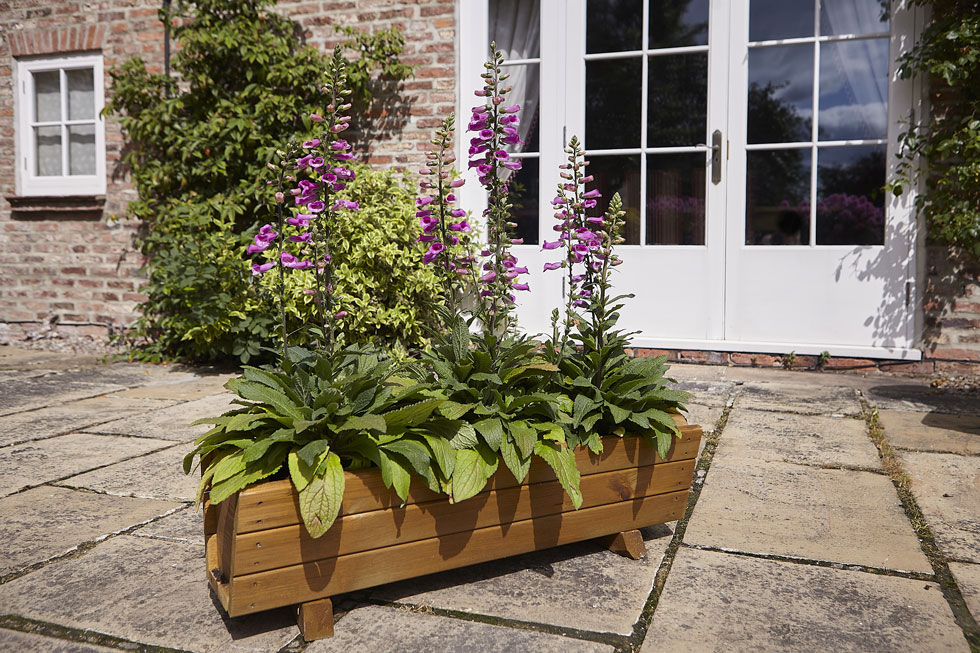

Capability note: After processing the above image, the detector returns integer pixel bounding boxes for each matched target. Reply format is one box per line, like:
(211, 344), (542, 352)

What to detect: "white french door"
(457, 0), (920, 358)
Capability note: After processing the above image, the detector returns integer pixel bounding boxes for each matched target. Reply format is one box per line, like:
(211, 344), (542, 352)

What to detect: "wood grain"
(297, 597), (334, 641)
(603, 529), (647, 559)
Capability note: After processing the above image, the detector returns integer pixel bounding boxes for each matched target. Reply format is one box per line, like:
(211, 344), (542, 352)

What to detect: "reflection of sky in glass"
(821, 0), (890, 35)
(748, 44), (813, 143)
(818, 39), (888, 140)
(649, 0), (709, 49)
(816, 145), (886, 245)
(746, 148), (812, 245)
(749, 0), (813, 41)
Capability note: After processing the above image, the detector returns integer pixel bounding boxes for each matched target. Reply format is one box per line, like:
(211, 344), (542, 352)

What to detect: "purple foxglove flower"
(480, 289), (494, 297)
(330, 124), (349, 133)
(331, 140), (350, 151)
(335, 310), (348, 318)
(480, 249), (492, 256)
(449, 179), (466, 188)
(493, 150), (510, 160)
(418, 234), (436, 242)
(579, 289), (593, 297)
(512, 282), (529, 291)
(572, 244), (589, 254)
(334, 167), (354, 180)
(335, 153), (355, 161)
(302, 139), (321, 149)
(562, 184), (576, 191)
(310, 157), (325, 169)
(480, 271), (497, 283)
(582, 189), (602, 199)
(287, 217), (310, 227)
(450, 209), (466, 218)
(416, 209), (433, 218)
(501, 104), (520, 113)
(551, 197), (566, 206)
(289, 232), (312, 243)
(448, 221), (471, 232)
(573, 299), (588, 308)
(582, 199), (598, 209)
(416, 196), (434, 206)
(469, 145), (489, 156)
(449, 235), (460, 245)
(479, 129), (494, 139)
(310, 113), (324, 122)
(501, 114), (519, 125)
(333, 200), (359, 211)
(502, 126), (519, 137)
(274, 191), (285, 203)
(298, 180), (317, 190)
(420, 217), (439, 233)
(575, 228), (599, 240)
(247, 242), (269, 254)
(541, 240), (561, 250)
(543, 262), (562, 271)
(296, 155), (313, 168)
(512, 266), (529, 274)
(474, 89), (487, 97)
(307, 201), (325, 213)
(422, 242), (445, 264)
(251, 261), (276, 275)
(332, 183), (346, 191)
(501, 134), (522, 145)
(587, 217), (605, 224)
(581, 175), (594, 183)
(511, 238), (524, 244)
(571, 274), (585, 282)
(446, 194), (457, 203)
(477, 164), (492, 176)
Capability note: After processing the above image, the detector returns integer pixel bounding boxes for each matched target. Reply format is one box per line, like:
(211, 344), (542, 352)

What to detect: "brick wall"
(0, 0), (456, 342)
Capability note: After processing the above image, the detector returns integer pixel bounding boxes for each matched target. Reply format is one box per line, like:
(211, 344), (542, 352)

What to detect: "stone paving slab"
(372, 523), (675, 636)
(111, 373), (237, 401)
(41, 365), (197, 390)
(684, 457), (931, 572)
(86, 393), (238, 441)
(57, 443), (196, 502)
(735, 381), (863, 416)
(0, 486), (180, 576)
(865, 383), (980, 416)
(674, 380), (734, 408)
(0, 433), (174, 498)
(717, 409), (880, 469)
(0, 395), (178, 448)
(0, 535), (298, 653)
(644, 547), (968, 652)
(307, 604), (614, 653)
(133, 505), (203, 544)
(0, 629), (119, 652)
(901, 451), (980, 564)
(948, 562), (980, 621)
(879, 410), (980, 455)
(682, 403), (724, 436)
(0, 377), (129, 417)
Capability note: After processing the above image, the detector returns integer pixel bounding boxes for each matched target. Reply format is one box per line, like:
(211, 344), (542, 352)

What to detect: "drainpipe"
(162, 0), (171, 95)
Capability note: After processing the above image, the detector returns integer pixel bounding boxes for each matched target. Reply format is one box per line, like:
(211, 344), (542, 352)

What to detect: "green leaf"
(451, 448), (494, 503)
(382, 398), (444, 430)
(378, 448), (412, 502)
(607, 402), (630, 424)
(229, 378), (304, 421)
(210, 451), (246, 485)
(470, 372), (504, 385)
(451, 316), (470, 361)
(534, 441), (582, 509)
(382, 438), (433, 478)
(572, 393), (594, 426)
(437, 401), (474, 420)
(296, 439), (328, 468)
(448, 422), (479, 449)
(499, 434), (530, 483)
(420, 433), (455, 478)
(337, 413), (387, 433)
(508, 420), (536, 458)
(298, 452), (345, 538)
(474, 417), (504, 451)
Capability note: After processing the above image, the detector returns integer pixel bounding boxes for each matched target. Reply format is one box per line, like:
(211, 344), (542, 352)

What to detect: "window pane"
(820, 0), (890, 36)
(749, 0), (814, 41)
(649, 0), (709, 49)
(500, 63), (539, 153)
(818, 39), (888, 141)
(748, 44), (814, 144)
(646, 153), (706, 245)
(490, 0), (540, 59)
(506, 157), (539, 245)
(35, 126), (62, 176)
(67, 68), (95, 120)
(647, 53), (707, 147)
(586, 155), (641, 244)
(587, 0), (642, 53)
(586, 58), (641, 150)
(746, 148), (812, 245)
(69, 124), (96, 175)
(33, 71), (61, 122)
(816, 145), (885, 245)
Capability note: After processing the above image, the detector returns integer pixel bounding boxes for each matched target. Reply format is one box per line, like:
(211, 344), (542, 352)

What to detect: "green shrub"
(105, 0), (420, 362)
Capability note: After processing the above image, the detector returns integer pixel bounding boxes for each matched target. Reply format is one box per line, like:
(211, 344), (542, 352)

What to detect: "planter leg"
(297, 597), (334, 641)
(603, 529), (647, 560)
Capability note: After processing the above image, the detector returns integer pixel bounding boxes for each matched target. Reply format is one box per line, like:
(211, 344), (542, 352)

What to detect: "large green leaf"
(298, 452), (345, 538)
(382, 398), (444, 430)
(382, 438), (433, 478)
(451, 447), (495, 503)
(448, 422), (479, 449)
(378, 449), (412, 502)
(438, 401), (474, 420)
(499, 434), (530, 483)
(534, 441), (582, 509)
(508, 420), (536, 458)
(337, 413), (387, 433)
(473, 417), (504, 451)
(229, 378), (304, 421)
(420, 433), (455, 478)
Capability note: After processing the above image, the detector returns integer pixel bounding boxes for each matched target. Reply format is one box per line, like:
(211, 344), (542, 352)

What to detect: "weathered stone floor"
(0, 345), (976, 652)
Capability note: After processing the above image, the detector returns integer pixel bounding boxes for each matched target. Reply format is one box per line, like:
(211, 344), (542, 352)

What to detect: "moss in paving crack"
(618, 402), (733, 652)
(861, 400), (980, 650)
(0, 615), (187, 652)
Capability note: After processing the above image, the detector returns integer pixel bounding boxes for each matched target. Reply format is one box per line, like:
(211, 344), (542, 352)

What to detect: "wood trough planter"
(203, 414), (702, 640)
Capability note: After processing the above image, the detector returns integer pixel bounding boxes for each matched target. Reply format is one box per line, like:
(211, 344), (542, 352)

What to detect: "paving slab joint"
(861, 398), (980, 649)
(0, 615), (186, 653)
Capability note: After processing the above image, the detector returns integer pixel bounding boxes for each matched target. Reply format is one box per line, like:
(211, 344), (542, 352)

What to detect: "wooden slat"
(227, 489), (689, 616)
(234, 429), (701, 534)
(216, 493), (238, 580)
(205, 534), (232, 613)
(234, 459), (694, 574)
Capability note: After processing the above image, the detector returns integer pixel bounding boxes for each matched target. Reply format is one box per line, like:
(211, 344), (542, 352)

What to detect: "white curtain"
(821, 0), (889, 139)
(489, 0), (540, 151)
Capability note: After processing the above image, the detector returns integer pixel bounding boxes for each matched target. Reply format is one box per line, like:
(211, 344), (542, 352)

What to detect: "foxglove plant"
(467, 42), (530, 335)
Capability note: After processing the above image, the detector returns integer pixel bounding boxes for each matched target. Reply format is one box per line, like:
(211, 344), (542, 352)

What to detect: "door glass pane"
(587, 0), (643, 53)
(748, 44), (813, 144)
(646, 153), (706, 245)
(33, 71), (61, 122)
(648, 53), (707, 147)
(818, 39), (888, 141)
(816, 145), (885, 245)
(66, 68), (95, 120)
(500, 64), (539, 153)
(507, 157), (539, 245)
(35, 126), (62, 176)
(586, 58), (641, 150)
(587, 155), (641, 244)
(820, 0), (890, 36)
(69, 124), (96, 175)
(649, 0), (709, 49)
(749, 0), (814, 41)
(745, 148), (812, 245)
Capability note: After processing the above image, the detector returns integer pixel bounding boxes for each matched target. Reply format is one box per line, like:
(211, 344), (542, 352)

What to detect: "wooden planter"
(203, 414), (702, 640)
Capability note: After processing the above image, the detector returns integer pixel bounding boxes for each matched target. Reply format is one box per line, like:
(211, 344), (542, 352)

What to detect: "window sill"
(6, 195), (106, 220)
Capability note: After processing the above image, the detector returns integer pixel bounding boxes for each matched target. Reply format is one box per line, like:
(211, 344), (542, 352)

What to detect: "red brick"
(823, 357), (877, 369)
(927, 348), (980, 361)
(885, 361), (935, 375)
(935, 361), (980, 375)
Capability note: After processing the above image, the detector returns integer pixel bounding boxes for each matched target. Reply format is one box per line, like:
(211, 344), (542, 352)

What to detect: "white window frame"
(15, 53), (106, 196)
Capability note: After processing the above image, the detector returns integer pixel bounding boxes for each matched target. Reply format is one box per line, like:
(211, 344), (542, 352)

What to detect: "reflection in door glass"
(506, 157), (540, 245)
(587, 155), (642, 245)
(745, 148), (812, 245)
(818, 39), (889, 141)
(816, 145), (885, 245)
(499, 63), (541, 152)
(490, 0), (540, 58)
(649, 0), (709, 49)
(646, 154), (706, 245)
(749, 0), (814, 41)
(586, 0), (643, 53)
(820, 0), (889, 36)
(647, 53), (707, 147)
(586, 58), (642, 150)
(748, 44), (814, 144)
